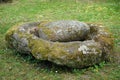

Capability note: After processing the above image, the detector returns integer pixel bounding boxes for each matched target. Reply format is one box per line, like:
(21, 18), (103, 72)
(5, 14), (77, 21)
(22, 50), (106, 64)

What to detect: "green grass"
(0, 0), (120, 80)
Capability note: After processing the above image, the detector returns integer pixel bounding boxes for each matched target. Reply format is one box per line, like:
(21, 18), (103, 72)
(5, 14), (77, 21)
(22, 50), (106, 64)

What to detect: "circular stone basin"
(5, 20), (114, 68)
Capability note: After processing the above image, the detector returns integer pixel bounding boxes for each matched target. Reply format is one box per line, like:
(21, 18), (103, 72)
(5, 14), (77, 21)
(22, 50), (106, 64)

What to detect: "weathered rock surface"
(42, 20), (90, 41)
(5, 20), (114, 68)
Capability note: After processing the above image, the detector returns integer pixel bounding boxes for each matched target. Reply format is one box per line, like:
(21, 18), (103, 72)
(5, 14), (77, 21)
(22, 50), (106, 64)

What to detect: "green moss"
(96, 34), (114, 49)
(86, 23), (98, 32)
(5, 29), (14, 41)
(39, 21), (50, 26)
(5, 21), (114, 68)
(86, 23), (114, 50)
(38, 21), (55, 40)
(41, 27), (55, 39)
(5, 24), (20, 48)
(28, 38), (69, 60)
(5, 22), (25, 40)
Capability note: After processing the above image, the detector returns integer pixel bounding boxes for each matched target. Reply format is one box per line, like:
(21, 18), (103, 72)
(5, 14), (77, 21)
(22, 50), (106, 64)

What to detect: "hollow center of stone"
(28, 21), (91, 42)
(32, 28), (89, 42)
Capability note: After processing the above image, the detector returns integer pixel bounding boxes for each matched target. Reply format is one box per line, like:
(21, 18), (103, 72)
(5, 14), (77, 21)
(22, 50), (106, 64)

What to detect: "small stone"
(55, 71), (58, 73)
(8, 66), (12, 70)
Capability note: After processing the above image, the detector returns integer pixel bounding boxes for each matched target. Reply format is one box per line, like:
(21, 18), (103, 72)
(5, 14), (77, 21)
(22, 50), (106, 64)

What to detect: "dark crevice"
(31, 30), (89, 42)
(0, 0), (12, 3)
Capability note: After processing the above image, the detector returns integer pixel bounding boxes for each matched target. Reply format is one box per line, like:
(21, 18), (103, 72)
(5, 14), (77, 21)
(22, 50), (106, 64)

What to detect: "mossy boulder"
(5, 20), (114, 68)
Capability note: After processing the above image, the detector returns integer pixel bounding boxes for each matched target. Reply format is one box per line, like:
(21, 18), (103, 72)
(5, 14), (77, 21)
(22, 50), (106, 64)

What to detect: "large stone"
(5, 20), (114, 68)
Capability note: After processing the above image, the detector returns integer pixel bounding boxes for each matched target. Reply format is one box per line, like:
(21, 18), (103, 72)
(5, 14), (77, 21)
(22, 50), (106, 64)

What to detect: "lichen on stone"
(5, 20), (114, 68)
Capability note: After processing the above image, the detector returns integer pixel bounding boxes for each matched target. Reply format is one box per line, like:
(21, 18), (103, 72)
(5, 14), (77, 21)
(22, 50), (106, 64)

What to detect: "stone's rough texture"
(29, 39), (102, 68)
(5, 20), (114, 68)
(42, 20), (90, 42)
(5, 22), (40, 54)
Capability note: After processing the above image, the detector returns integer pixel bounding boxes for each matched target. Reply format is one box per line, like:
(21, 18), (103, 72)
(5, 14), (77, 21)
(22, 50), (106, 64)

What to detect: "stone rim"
(5, 21), (114, 68)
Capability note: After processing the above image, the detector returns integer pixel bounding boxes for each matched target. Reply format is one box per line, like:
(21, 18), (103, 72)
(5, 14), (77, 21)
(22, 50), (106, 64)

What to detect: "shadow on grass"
(11, 50), (102, 74)
(10, 52), (110, 74)
(3, 41), (119, 74)
(12, 51), (74, 73)
(0, 0), (12, 3)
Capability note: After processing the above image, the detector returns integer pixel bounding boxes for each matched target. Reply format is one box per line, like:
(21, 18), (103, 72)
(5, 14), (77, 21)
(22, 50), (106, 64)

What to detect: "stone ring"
(5, 20), (114, 68)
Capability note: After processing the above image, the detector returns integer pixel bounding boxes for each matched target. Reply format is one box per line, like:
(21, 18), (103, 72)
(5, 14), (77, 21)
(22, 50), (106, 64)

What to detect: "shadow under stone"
(0, 0), (12, 3)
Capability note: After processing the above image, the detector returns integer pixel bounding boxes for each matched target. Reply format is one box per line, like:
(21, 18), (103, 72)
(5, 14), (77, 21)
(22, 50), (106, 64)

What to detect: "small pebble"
(55, 71), (58, 73)
(8, 66), (12, 70)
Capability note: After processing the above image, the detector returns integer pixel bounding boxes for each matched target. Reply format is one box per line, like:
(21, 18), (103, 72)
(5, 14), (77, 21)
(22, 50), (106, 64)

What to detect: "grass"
(0, 0), (120, 80)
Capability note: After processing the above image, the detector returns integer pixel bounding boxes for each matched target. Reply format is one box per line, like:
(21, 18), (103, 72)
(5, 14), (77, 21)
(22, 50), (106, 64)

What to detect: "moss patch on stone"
(5, 21), (114, 68)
